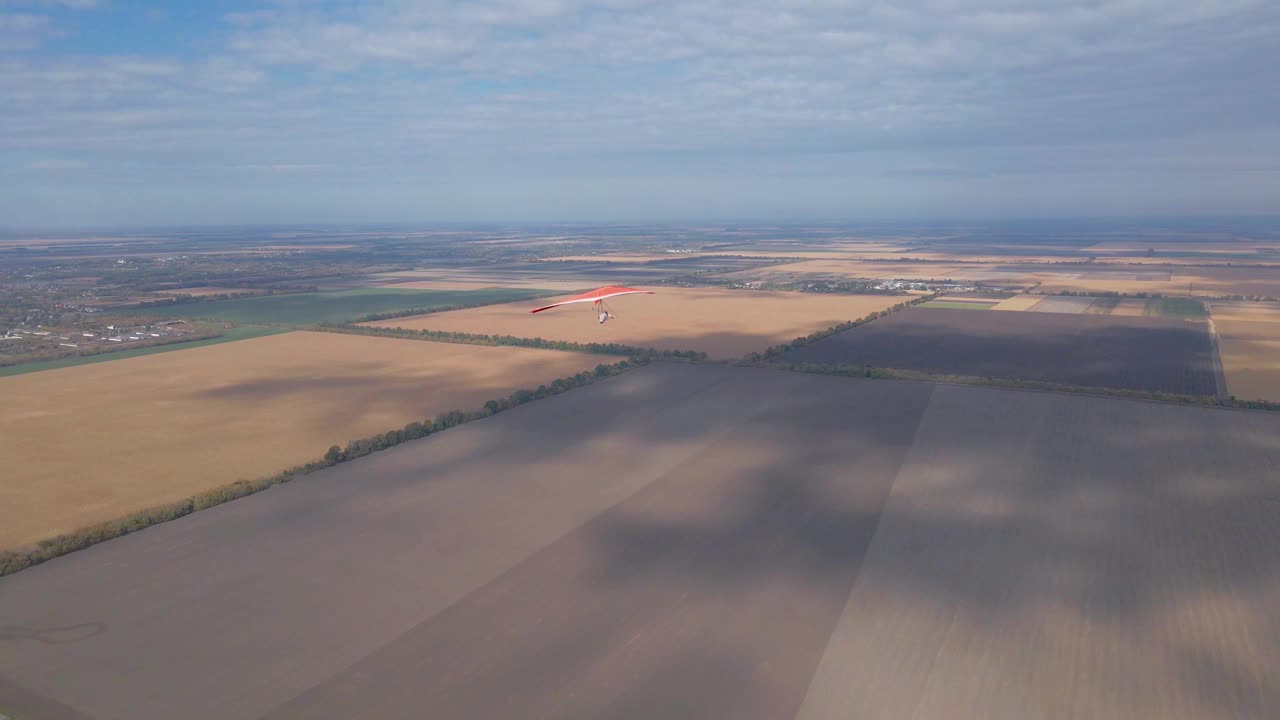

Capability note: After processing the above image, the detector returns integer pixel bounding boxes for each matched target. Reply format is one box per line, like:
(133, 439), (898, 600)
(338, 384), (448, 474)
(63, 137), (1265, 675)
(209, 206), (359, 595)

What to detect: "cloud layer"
(1, 0), (1278, 225)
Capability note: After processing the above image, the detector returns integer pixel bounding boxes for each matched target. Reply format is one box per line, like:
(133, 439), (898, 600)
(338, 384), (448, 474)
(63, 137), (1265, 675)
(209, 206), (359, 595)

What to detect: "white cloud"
(1, 0), (1278, 222)
(0, 11), (56, 51)
(0, 0), (100, 8)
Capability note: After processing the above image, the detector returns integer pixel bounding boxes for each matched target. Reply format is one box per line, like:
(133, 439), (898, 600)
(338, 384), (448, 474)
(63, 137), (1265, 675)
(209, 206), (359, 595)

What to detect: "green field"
(1085, 296), (1121, 314)
(0, 325), (287, 378)
(132, 287), (554, 325)
(1151, 296), (1208, 318)
(921, 301), (996, 310)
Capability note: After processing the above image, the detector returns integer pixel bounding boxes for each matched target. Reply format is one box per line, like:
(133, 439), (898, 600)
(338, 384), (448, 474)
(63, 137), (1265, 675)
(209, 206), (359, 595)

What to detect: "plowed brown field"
(779, 306), (1218, 395)
(4, 365), (1278, 719)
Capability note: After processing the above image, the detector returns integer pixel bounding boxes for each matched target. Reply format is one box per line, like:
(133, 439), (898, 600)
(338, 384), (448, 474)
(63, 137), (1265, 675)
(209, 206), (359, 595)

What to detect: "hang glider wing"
(530, 286), (655, 314)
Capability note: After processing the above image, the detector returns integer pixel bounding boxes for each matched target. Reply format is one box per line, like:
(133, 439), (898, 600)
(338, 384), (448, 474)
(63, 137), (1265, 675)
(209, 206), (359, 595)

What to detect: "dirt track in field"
(366, 287), (907, 359)
(3, 364), (1279, 719)
(779, 306), (1218, 395)
(0, 331), (612, 549)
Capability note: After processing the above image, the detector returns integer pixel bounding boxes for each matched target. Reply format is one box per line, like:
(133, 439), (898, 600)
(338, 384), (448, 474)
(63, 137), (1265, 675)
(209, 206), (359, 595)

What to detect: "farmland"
(7, 222), (1280, 718)
(778, 306), (1219, 395)
(1035, 265), (1280, 299)
(0, 331), (613, 549)
(3, 365), (1278, 719)
(0, 324), (285, 378)
(1211, 301), (1280, 402)
(132, 287), (553, 325)
(366, 287), (908, 359)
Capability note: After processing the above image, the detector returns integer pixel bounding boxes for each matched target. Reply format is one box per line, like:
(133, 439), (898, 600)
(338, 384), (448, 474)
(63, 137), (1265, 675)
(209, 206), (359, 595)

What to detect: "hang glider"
(530, 286), (654, 323)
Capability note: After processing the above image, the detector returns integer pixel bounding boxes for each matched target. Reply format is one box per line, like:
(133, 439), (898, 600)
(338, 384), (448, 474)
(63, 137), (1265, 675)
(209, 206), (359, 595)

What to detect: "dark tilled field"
(3, 365), (1279, 719)
(779, 306), (1220, 395)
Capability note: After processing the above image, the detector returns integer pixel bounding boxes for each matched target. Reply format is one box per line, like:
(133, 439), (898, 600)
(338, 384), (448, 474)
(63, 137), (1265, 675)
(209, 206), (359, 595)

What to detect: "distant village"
(3, 319), (196, 350)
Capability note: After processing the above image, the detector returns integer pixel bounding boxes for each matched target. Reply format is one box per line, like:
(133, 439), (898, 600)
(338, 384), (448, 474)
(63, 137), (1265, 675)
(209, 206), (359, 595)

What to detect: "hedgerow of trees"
(315, 322), (708, 360)
(741, 295), (935, 362)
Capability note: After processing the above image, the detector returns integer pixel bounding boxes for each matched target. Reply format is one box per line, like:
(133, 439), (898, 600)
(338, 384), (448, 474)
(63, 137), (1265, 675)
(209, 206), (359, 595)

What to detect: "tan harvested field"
(1211, 302), (1280, 401)
(991, 294), (1044, 311)
(736, 258), (1280, 298)
(0, 331), (612, 549)
(4, 365), (1279, 719)
(901, 252), (1094, 264)
(725, 259), (1078, 287)
(724, 259), (975, 279)
(366, 287), (907, 359)
(1210, 300), (1280, 323)
(1038, 265), (1280, 298)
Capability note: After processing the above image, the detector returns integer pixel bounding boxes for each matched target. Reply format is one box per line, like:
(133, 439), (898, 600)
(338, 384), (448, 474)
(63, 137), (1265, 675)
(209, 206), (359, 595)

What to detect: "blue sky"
(1, 0), (1278, 226)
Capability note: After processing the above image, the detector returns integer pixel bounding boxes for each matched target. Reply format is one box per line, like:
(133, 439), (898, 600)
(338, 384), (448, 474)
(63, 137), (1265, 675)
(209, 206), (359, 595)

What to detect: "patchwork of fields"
(778, 306), (1219, 395)
(1037, 265), (1280, 298)
(367, 287), (908, 359)
(0, 331), (613, 549)
(8, 229), (1280, 719)
(4, 365), (1278, 719)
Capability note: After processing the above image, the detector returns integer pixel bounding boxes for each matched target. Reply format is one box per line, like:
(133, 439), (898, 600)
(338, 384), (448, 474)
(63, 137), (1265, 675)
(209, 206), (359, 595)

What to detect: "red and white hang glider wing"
(530, 286), (655, 314)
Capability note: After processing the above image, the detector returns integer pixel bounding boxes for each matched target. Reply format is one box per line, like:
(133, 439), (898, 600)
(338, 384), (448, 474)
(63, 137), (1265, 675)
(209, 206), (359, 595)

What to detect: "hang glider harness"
(530, 286), (655, 323)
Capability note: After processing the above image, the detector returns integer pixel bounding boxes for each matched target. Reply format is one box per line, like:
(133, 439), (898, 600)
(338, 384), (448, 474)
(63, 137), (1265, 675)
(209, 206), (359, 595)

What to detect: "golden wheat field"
(1211, 302), (1280, 401)
(366, 287), (907, 359)
(0, 331), (613, 549)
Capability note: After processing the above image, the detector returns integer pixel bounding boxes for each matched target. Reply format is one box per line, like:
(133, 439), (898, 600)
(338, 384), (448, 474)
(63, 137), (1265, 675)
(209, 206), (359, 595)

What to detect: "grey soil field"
(780, 306), (1219, 395)
(2, 365), (1279, 719)
(1027, 295), (1096, 313)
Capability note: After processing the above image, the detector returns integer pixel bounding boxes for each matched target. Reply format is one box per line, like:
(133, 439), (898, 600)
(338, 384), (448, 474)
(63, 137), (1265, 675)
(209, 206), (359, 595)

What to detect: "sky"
(1, 0), (1278, 227)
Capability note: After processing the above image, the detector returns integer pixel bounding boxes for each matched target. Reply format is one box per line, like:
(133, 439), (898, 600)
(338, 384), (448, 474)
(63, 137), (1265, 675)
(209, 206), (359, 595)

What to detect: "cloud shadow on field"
(187, 346), (1280, 716)
(557, 365), (1280, 717)
(252, 356), (1280, 717)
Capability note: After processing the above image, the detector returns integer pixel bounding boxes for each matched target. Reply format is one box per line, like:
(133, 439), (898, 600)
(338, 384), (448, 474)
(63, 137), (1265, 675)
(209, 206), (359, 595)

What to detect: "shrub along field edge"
(312, 322), (709, 361)
(0, 358), (644, 578)
(743, 293), (937, 362)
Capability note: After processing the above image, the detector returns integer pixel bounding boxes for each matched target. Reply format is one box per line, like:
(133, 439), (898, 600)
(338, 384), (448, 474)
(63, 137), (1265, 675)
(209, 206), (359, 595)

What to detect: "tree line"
(741, 295), (936, 362)
(314, 322), (708, 361)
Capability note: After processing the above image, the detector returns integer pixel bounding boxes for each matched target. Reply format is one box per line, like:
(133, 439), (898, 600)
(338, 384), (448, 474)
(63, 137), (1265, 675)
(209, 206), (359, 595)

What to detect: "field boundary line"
(1205, 315), (1230, 401)
(0, 358), (647, 579)
(756, 361), (1280, 414)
